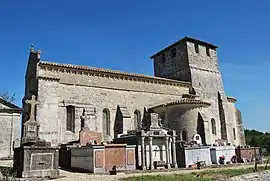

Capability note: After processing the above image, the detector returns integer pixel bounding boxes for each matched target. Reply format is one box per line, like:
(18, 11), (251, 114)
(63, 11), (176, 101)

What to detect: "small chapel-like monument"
(13, 95), (59, 179)
(113, 113), (178, 170)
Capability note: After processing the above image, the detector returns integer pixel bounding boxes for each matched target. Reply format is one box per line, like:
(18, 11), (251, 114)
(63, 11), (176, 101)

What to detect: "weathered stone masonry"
(32, 59), (191, 145)
(23, 36), (246, 147)
(0, 98), (22, 159)
(150, 37), (245, 146)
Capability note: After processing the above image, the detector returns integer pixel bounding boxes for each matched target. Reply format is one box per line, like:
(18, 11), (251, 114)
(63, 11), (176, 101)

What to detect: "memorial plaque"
(127, 150), (135, 165)
(31, 153), (53, 170)
(95, 150), (104, 168)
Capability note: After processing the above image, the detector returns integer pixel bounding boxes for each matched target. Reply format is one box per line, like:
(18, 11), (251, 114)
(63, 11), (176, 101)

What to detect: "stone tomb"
(79, 109), (103, 145)
(59, 114), (103, 169)
(70, 144), (136, 173)
(176, 143), (211, 168)
(13, 95), (59, 179)
(113, 113), (178, 170)
(235, 146), (261, 163)
(59, 130), (103, 169)
(210, 145), (236, 164)
(60, 120), (136, 173)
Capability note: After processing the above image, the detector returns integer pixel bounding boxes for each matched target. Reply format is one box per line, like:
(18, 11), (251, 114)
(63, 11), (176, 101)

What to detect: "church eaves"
(0, 98), (22, 113)
(149, 98), (211, 110)
(38, 61), (191, 87)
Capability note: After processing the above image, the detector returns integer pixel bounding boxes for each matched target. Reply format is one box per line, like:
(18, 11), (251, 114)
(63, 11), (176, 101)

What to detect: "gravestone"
(79, 129), (102, 146)
(79, 108), (102, 145)
(150, 113), (161, 130)
(22, 95), (40, 145)
(13, 95), (59, 179)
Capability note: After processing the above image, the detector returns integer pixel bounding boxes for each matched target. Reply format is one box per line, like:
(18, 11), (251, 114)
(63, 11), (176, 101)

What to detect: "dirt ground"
(0, 160), (264, 181)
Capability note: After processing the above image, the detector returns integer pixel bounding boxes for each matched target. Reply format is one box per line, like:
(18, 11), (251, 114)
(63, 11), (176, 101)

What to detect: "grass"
(122, 166), (270, 181)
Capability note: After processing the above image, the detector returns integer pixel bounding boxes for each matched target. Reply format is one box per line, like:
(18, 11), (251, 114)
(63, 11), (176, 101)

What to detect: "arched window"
(66, 105), (75, 133)
(233, 128), (236, 140)
(102, 109), (110, 135)
(211, 118), (216, 135)
(134, 110), (141, 129)
(182, 130), (187, 141)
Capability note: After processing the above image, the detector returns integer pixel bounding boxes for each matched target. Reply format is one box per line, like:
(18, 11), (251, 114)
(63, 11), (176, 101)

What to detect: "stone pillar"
(171, 133), (178, 168)
(141, 136), (146, 170)
(165, 136), (171, 168)
(149, 137), (154, 170)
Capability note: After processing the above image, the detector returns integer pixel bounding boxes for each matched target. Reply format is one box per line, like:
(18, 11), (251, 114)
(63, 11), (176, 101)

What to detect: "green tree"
(245, 129), (270, 155)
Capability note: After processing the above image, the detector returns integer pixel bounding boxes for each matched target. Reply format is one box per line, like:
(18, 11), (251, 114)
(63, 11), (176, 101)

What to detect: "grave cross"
(153, 146), (159, 156)
(25, 95), (38, 121)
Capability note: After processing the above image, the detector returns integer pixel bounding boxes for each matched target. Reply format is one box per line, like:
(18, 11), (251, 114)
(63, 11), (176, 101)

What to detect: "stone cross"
(25, 95), (38, 121)
(80, 108), (91, 130)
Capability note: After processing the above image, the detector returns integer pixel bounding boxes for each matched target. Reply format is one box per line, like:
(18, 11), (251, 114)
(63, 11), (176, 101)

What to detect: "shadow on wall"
(218, 92), (227, 141)
(114, 106), (123, 137)
(197, 113), (206, 145)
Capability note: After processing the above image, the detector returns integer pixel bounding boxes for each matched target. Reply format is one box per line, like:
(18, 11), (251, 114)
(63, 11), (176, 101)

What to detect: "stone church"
(22, 37), (246, 147)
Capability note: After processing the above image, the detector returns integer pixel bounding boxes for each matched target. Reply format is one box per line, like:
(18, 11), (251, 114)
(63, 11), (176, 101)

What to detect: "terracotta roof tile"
(39, 61), (191, 86)
(149, 98), (211, 109)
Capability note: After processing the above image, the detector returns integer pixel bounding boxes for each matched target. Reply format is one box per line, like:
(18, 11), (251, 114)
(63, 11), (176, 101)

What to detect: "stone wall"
(0, 112), (21, 159)
(227, 100), (241, 146)
(152, 39), (241, 145)
(236, 109), (246, 145)
(36, 64), (189, 144)
(186, 41), (232, 144)
(36, 78), (60, 145)
(38, 62), (190, 96)
(153, 41), (191, 82)
(167, 107), (202, 141)
(152, 41), (227, 144)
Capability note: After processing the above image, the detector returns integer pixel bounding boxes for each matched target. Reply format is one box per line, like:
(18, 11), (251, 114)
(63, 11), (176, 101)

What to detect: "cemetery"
(4, 94), (262, 180)
(0, 37), (267, 180)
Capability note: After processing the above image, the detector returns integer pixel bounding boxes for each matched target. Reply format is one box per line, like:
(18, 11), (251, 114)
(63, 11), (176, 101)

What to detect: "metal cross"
(25, 95), (38, 121)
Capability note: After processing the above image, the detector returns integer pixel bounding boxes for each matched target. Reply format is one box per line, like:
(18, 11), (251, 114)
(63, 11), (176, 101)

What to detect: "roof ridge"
(0, 97), (22, 110)
(39, 60), (191, 85)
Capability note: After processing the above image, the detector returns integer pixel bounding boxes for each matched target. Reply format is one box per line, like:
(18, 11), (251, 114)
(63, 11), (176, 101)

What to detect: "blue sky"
(0, 1), (269, 132)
